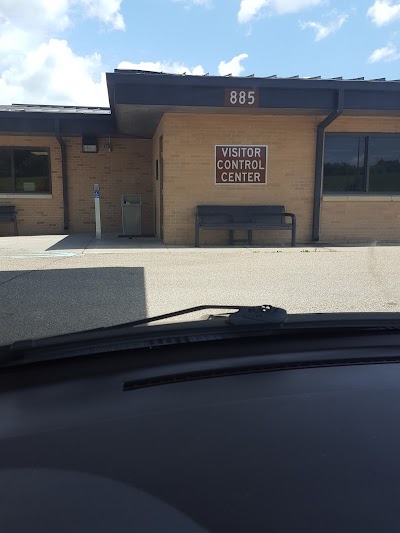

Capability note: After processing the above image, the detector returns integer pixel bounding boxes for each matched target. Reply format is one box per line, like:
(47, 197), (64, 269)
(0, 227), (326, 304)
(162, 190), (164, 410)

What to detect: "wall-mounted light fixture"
(82, 136), (98, 153)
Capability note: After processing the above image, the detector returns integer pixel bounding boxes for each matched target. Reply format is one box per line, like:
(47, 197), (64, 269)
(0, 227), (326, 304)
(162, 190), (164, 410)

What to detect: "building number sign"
(224, 88), (259, 107)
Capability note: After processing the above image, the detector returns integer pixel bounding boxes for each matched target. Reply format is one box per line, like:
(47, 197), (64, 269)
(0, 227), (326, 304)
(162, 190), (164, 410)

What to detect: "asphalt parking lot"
(1, 234), (400, 345)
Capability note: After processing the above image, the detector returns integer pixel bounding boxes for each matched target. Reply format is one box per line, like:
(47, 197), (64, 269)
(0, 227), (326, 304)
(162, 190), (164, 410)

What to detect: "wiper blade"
(0, 305), (285, 352)
(0, 305), (286, 367)
(3, 308), (400, 368)
(103, 304), (287, 330)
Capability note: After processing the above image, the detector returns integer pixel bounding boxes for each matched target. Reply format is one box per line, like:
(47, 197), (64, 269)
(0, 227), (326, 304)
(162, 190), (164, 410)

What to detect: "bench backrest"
(196, 205), (286, 225)
(0, 205), (16, 220)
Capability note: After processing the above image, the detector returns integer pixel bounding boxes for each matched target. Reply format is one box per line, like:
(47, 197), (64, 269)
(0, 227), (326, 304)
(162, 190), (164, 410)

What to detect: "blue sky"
(1, 0), (400, 106)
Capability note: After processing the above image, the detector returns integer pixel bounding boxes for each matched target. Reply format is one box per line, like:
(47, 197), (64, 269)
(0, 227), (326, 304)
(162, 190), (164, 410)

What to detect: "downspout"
(312, 89), (344, 241)
(55, 119), (69, 231)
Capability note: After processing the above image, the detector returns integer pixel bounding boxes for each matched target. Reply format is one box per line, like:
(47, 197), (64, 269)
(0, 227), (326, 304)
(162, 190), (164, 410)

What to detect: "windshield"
(1, 0), (400, 345)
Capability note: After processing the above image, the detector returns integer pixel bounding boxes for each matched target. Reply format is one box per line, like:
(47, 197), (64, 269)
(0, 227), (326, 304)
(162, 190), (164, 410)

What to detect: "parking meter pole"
(94, 184), (101, 240)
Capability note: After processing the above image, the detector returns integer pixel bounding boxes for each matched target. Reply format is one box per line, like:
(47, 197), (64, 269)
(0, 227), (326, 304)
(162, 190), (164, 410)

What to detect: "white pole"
(94, 185), (101, 239)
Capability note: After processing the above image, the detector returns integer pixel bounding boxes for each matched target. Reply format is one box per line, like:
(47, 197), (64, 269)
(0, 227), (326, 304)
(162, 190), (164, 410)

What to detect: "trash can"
(121, 193), (142, 236)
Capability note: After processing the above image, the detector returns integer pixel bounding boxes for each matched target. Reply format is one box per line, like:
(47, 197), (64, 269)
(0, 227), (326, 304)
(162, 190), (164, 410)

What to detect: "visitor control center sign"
(215, 145), (268, 184)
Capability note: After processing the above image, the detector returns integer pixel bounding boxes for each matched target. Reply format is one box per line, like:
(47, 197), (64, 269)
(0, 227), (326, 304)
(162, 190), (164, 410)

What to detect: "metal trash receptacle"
(121, 193), (142, 236)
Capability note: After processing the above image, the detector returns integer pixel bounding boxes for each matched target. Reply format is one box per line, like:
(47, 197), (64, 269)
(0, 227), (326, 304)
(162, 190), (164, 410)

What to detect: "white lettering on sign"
(219, 160), (267, 170)
(215, 145), (268, 185)
(225, 89), (259, 107)
(220, 172), (262, 183)
(221, 147), (263, 158)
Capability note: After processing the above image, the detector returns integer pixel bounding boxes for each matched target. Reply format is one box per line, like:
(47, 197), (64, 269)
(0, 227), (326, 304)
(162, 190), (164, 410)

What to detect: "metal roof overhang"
(107, 72), (400, 138)
(0, 112), (116, 136)
(114, 104), (400, 138)
(2, 73), (400, 138)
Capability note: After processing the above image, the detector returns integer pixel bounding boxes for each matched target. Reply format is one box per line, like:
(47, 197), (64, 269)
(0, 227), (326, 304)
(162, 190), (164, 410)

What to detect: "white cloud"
(368, 43), (400, 62)
(0, 0), (125, 105)
(117, 60), (205, 75)
(300, 14), (348, 41)
(218, 53), (248, 76)
(0, 39), (108, 106)
(0, 0), (125, 32)
(118, 55), (248, 80)
(0, 0), (70, 32)
(238, 0), (323, 23)
(367, 0), (400, 26)
(238, 0), (268, 22)
(79, 0), (125, 30)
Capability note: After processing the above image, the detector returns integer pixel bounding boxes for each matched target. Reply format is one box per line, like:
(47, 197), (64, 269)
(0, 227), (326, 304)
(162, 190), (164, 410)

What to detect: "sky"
(1, 0), (400, 107)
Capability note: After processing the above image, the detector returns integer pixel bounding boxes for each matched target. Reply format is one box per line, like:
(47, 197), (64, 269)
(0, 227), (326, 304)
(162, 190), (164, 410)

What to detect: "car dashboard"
(1, 332), (400, 532)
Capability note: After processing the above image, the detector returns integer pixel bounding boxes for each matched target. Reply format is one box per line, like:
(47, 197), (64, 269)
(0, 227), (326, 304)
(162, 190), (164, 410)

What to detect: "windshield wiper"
(3, 307), (400, 368)
(101, 304), (287, 330)
(0, 305), (286, 367)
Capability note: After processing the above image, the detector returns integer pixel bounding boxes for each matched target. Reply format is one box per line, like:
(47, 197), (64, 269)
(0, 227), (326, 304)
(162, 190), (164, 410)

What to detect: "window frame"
(0, 147), (52, 195)
(323, 133), (400, 196)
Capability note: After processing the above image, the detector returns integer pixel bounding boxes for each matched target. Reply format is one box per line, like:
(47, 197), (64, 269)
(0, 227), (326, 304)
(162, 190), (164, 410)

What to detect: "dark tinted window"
(14, 150), (50, 193)
(0, 149), (12, 193)
(368, 137), (400, 192)
(323, 136), (365, 192)
(0, 148), (50, 193)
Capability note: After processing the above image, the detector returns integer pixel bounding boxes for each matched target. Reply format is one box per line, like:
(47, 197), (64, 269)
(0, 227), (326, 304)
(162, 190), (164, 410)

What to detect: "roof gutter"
(55, 119), (69, 231)
(312, 90), (344, 241)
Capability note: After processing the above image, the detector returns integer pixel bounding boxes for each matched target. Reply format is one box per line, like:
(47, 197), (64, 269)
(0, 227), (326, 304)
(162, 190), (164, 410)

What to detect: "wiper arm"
(0, 305), (287, 358)
(4, 307), (400, 368)
(100, 304), (287, 330)
(0, 305), (286, 366)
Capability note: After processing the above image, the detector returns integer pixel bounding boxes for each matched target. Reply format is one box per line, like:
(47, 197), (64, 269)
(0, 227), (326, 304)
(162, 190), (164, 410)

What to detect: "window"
(323, 135), (400, 194)
(368, 137), (400, 192)
(323, 136), (365, 192)
(0, 148), (50, 194)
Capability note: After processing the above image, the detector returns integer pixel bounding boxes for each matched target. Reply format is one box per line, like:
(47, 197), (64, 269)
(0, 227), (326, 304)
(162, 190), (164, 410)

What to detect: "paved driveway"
(1, 234), (400, 345)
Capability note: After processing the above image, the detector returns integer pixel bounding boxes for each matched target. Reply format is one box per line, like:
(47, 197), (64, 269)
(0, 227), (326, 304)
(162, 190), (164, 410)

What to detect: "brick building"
(1, 71), (400, 245)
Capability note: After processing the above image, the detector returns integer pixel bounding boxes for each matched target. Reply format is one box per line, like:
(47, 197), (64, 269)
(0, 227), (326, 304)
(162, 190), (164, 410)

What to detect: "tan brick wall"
(326, 115), (400, 133)
(152, 118), (165, 238)
(161, 113), (318, 245)
(0, 135), (64, 236)
(321, 198), (400, 243)
(67, 137), (153, 234)
(4, 114), (400, 243)
(321, 115), (400, 243)
(0, 135), (153, 236)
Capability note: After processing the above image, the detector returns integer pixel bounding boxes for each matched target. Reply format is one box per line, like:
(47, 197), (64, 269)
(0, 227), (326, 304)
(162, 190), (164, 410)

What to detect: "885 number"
(226, 89), (257, 106)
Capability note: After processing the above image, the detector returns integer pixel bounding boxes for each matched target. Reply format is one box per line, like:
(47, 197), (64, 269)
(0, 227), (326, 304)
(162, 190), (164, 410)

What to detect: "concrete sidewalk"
(0, 234), (168, 257)
(0, 233), (391, 257)
(0, 233), (295, 257)
(0, 234), (92, 257)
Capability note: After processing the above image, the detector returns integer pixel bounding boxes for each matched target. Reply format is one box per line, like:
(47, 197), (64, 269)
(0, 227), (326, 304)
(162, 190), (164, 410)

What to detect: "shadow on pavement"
(45, 234), (95, 251)
(0, 266), (147, 345)
(46, 234), (166, 251)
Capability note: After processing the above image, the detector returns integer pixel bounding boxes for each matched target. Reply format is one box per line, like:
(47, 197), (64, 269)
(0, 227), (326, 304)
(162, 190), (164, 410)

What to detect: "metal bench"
(195, 205), (296, 247)
(0, 206), (18, 236)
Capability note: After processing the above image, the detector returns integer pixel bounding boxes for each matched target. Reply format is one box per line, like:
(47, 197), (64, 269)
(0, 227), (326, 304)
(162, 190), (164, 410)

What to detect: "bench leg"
(291, 221), (296, 247)
(14, 218), (18, 237)
(248, 230), (253, 246)
(229, 230), (234, 246)
(195, 222), (200, 247)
